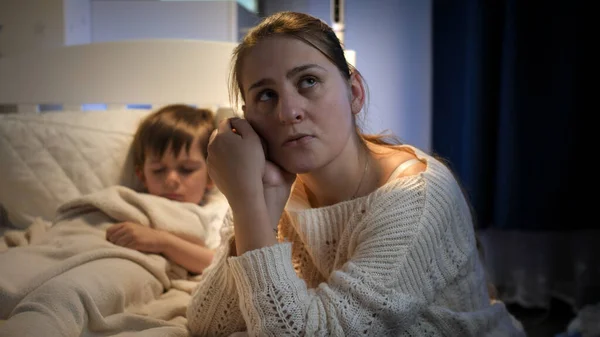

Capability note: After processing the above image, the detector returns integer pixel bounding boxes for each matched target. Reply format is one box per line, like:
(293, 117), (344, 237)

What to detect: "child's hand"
(106, 222), (166, 254)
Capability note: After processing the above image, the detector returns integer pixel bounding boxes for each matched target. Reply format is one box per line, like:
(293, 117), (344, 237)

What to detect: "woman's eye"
(299, 77), (317, 89)
(258, 90), (276, 102)
(151, 168), (165, 174)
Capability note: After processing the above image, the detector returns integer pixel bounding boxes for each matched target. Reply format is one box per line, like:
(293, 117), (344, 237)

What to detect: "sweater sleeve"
(186, 211), (246, 336)
(226, 179), (525, 336)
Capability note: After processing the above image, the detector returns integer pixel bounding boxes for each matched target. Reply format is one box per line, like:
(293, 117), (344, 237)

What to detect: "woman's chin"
(290, 166), (312, 174)
(271, 152), (321, 174)
(280, 160), (316, 174)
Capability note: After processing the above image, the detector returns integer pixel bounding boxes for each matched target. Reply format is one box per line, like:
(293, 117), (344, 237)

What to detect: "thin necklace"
(351, 148), (369, 199)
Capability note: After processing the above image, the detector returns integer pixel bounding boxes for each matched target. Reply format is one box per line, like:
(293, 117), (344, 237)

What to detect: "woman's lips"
(283, 135), (315, 147)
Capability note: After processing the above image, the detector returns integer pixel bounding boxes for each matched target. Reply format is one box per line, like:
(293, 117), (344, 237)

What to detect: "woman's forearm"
(231, 197), (278, 255)
(263, 186), (290, 233)
(160, 232), (215, 274)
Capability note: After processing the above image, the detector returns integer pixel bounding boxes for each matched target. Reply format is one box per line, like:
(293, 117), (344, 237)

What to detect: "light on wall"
(331, 0), (345, 45)
(160, 0), (258, 13)
(330, 0), (354, 67)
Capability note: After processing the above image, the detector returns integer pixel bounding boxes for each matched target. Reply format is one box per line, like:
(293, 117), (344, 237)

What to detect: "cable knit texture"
(187, 146), (526, 336)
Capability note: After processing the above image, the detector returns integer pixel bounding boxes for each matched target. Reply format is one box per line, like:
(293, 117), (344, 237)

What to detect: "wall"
(346, 0), (431, 151)
(261, 0), (308, 15)
(0, 0), (65, 58)
(92, 0), (242, 43)
(0, 0), (92, 57)
(262, 0), (432, 151)
(237, 3), (260, 41)
(0, 0), (430, 150)
(63, 0), (91, 45)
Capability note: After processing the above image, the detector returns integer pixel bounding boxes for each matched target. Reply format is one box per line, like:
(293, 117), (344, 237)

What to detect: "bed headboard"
(0, 39), (238, 113)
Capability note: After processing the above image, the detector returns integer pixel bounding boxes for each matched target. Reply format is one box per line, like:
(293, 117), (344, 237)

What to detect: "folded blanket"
(56, 185), (228, 249)
(0, 185), (229, 337)
(0, 217), (51, 251)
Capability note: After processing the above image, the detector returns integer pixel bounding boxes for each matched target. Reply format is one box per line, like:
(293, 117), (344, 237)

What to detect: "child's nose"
(165, 171), (180, 188)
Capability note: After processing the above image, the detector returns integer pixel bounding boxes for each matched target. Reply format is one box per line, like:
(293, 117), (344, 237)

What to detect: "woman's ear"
(349, 72), (366, 115)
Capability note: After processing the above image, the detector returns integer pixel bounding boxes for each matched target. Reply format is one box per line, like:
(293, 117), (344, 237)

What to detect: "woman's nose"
(277, 93), (305, 124)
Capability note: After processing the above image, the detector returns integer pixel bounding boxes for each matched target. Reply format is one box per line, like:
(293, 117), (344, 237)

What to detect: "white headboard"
(0, 39), (238, 113)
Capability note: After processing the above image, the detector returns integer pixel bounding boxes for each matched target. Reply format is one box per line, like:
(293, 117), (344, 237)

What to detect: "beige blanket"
(0, 186), (229, 337)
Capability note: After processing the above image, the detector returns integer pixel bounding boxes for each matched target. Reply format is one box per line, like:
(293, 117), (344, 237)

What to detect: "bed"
(0, 39), (239, 336)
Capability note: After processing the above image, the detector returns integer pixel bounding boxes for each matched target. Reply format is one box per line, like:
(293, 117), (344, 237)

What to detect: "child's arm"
(106, 222), (213, 274)
(159, 232), (214, 274)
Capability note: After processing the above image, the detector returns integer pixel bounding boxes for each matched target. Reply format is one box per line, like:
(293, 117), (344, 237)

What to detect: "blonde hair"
(132, 104), (215, 170)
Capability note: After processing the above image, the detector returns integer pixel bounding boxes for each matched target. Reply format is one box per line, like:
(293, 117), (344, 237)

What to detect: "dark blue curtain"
(432, 0), (583, 230)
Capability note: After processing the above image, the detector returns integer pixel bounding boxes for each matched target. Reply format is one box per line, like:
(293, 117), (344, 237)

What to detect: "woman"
(187, 11), (525, 337)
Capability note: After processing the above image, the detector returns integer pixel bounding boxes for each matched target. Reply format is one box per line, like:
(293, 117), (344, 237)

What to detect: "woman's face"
(240, 36), (363, 173)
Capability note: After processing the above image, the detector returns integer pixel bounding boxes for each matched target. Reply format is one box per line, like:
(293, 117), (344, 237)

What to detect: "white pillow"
(0, 110), (151, 228)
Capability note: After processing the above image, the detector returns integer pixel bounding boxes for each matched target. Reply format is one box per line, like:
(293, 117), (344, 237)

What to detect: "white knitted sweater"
(187, 146), (525, 336)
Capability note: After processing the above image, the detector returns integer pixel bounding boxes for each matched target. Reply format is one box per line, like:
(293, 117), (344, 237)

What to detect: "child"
(106, 104), (217, 275)
(0, 104), (226, 337)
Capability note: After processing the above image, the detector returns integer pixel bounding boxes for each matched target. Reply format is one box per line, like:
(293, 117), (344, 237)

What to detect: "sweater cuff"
(227, 242), (299, 292)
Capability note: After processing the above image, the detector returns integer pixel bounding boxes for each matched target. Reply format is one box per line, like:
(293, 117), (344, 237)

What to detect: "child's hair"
(132, 104), (215, 170)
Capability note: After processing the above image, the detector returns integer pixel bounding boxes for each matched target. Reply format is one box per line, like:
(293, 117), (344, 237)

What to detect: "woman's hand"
(263, 159), (296, 230)
(207, 118), (266, 208)
(207, 117), (295, 254)
(209, 117), (295, 229)
(106, 222), (165, 253)
(254, 121), (296, 229)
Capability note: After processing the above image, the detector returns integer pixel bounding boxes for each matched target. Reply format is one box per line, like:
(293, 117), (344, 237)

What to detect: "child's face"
(139, 141), (211, 205)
